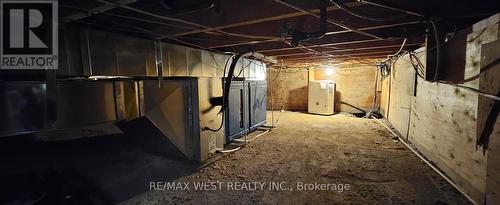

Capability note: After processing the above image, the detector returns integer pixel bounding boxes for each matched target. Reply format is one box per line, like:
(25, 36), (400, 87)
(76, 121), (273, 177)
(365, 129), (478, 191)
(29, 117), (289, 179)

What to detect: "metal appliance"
(308, 80), (335, 115)
(248, 80), (267, 131)
(224, 78), (249, 141)
(224, 78), (267, 142)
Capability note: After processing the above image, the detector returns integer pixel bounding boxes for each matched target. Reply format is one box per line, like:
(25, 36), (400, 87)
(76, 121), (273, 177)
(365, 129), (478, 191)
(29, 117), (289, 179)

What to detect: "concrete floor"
(122, 111), (470, 205)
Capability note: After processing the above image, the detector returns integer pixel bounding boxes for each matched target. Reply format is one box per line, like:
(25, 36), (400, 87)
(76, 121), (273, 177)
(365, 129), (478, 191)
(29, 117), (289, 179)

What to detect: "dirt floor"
(121, 111), (470, 205)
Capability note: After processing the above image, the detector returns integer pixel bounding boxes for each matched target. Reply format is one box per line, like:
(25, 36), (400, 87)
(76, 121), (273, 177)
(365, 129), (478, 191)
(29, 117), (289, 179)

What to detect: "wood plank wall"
(381, 14), (500, 204)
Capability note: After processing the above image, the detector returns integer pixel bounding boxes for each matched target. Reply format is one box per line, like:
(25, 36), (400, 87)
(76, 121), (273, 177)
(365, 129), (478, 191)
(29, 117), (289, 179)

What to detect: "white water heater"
(308, 80), (335, 115)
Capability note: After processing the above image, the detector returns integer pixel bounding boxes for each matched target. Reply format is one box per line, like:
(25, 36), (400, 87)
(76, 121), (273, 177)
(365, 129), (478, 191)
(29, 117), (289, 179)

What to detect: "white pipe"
(371, 117), (478, 205)
(233, 129), (271, 143)
(217, 147), (241, 153)
(248, 129), (270, 143)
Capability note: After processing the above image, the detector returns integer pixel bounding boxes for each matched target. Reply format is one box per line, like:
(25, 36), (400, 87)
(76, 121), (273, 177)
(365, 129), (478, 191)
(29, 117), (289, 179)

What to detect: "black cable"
(467, 28), (487, 42)
(203, 55), (235, 132)
(339, 100), (367, 113)
(235, 59), (253, 77)
(268, 62), (283, 85)
(329, 0), (408, 22)
(223, 53), (249, 116)
(409, 52), (425, 78)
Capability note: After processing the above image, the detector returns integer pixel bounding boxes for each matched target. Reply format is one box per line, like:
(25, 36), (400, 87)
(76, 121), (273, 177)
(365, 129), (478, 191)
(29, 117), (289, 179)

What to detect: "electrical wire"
(203, 55), (235, 132)
(235, 59), (253, 77)
(450, 84), (500, 101)
(408, 52), (425, 78)
(329, 0), (408, 22)
(430, 19), (440, 81)
(267, 60), (283, 85)
(467, 28), (487, 42)
(408, 53), (500, 102)
(95, 0), (277, 40)
(388, 38), (407, 58)
(461, 58), (500, 83)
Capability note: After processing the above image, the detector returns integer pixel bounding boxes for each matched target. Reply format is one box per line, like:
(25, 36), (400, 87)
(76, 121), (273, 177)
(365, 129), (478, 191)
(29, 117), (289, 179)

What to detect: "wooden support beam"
(274, 0), (384, 40)
(278, 50), (395, 60)
(63, 0), (137, 22)
(271, 43), (422, 57)
(209, 21), (421, 49)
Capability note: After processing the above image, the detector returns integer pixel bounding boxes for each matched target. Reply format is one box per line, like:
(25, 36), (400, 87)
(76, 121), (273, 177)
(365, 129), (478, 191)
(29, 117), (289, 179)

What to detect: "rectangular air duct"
(118, 77), (225, 161)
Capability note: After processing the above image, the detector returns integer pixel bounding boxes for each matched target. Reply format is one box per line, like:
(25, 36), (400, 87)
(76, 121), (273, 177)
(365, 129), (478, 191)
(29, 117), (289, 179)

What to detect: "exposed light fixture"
(325, 66), (334, 75)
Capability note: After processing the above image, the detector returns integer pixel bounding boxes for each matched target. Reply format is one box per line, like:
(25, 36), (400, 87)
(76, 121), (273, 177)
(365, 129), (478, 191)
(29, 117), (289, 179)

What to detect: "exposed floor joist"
(171, 1), (366, 37)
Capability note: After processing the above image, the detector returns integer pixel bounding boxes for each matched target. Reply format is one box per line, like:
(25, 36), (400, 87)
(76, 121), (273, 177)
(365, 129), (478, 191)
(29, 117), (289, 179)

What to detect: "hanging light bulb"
(325, 66), (334, 75)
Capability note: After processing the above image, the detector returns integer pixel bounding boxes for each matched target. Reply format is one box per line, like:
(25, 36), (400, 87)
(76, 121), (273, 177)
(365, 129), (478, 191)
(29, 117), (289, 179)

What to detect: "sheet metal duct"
(115, 34), (156, 76)
(58, 25), (85, 76)
(81, 29), (157, 77)
(119, 77), (224, 161)
(187, 47), (203, 76)
(201, 50), (217, 77)
(0, 80), (126, 137)
(87, 29), (119, 75)
(167, 44), (188, 76)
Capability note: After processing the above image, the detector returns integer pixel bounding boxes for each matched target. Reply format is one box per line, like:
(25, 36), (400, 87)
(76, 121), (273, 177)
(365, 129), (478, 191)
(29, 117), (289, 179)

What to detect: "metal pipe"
(274, 0), (384, 40)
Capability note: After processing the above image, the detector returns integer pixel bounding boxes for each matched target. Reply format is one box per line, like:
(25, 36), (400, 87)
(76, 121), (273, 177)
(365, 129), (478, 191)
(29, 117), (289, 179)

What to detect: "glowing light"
(325, 66), (334, 75)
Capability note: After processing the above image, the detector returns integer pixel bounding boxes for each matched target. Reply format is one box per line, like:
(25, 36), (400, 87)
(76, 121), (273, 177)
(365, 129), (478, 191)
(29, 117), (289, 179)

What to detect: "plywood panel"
(380, 73), (390, 117)
(387, 54), (416, 138)
(409, 80), (486, 203)
(486, 118), (500, 204)
(480, 40), (500, 205)
(404, 24), (498, 204)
